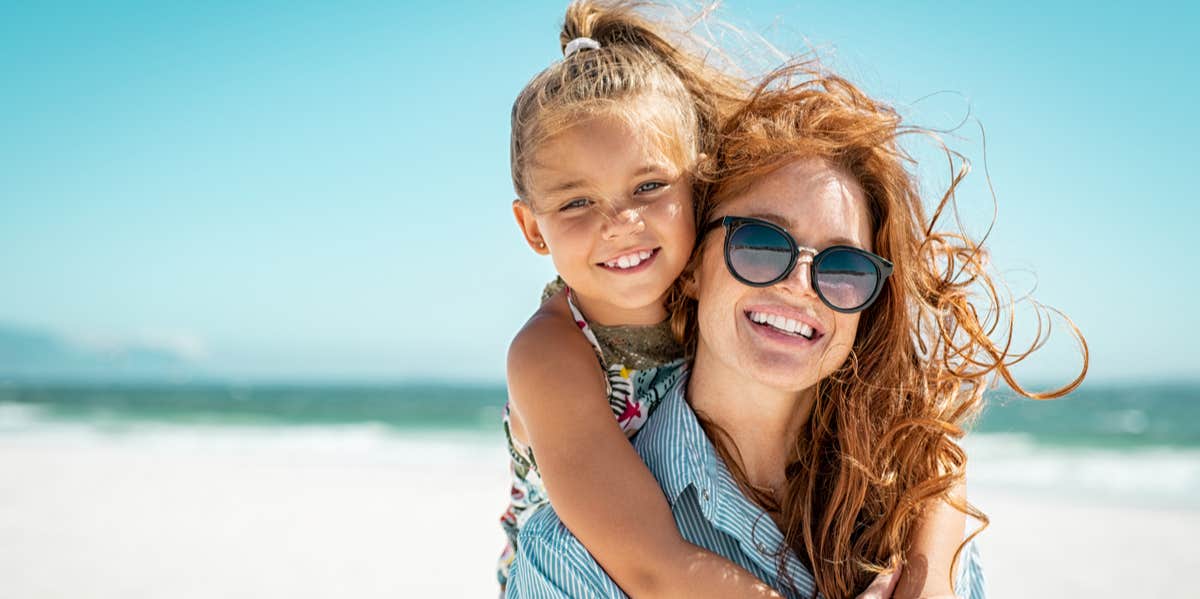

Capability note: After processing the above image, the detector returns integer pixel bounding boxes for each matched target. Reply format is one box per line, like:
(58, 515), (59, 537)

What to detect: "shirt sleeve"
(505, 508), (626, 599)
(953, 538), (987, 599)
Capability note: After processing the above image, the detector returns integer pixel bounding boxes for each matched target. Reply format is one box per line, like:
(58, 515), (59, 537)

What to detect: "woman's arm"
(506, 294), (782, 598)
(892, 480), (969, 599)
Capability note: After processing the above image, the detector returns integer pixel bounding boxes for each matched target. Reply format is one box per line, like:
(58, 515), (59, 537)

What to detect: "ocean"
(2, 380), (1198, 509)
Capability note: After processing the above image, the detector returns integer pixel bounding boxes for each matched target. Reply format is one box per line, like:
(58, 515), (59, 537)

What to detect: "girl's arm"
(892, 480), (970, 599)
(506, 293), (782, 598)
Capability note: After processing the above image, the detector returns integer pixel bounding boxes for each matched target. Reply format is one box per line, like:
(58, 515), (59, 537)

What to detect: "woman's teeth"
(604, 250), (653, 269)
(748, 311), (814, 339)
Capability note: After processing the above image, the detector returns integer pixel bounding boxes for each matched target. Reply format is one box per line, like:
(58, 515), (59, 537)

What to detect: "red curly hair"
(667, 62), (1089, 598)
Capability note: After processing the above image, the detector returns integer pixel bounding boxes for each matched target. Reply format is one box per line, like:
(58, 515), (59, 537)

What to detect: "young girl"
(499, 2), (983, 597)
(499, 2), (764, 595)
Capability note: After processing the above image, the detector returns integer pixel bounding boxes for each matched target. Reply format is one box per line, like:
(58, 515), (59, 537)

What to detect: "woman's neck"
(687, 342), (815, 496)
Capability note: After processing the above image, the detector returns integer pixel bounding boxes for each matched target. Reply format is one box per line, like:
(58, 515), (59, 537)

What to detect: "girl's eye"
(559, 198), (591, 211)
(635, 181), (666, 194)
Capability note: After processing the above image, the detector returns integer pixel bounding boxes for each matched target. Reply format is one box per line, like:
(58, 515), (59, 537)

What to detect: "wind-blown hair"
(669, 63), (1089, 598)
(509, 0), (742, 205)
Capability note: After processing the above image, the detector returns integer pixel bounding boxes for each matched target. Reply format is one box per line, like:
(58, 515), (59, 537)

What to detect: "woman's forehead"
(718, 158), (873, 248)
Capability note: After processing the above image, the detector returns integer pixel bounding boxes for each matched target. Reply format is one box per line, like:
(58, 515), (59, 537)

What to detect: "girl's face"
(693, 158), (875, 392)
(515, 113), (695, 325)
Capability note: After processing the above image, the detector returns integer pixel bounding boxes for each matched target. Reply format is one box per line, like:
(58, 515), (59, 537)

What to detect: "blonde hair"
(509, 0), (742, 206)
(670, 62), (1088, 597)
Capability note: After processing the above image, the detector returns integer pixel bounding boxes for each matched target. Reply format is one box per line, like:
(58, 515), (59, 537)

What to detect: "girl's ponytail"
(511, 1), (742, 203)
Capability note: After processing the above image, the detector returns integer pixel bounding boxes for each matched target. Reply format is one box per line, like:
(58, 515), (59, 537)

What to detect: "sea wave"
(5, 396), (1199, 509)
(965, 432), (1200, 509)
(0, 402), (502, 466)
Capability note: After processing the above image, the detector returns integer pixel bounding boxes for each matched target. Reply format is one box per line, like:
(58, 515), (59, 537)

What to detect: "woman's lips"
(744, 310), (825, 345)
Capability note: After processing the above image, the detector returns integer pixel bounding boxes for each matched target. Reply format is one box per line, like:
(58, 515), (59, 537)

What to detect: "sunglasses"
(703, 216), (894, 313)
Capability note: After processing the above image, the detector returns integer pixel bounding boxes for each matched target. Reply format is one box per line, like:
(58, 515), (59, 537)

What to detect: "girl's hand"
(856, 564), (902, 599)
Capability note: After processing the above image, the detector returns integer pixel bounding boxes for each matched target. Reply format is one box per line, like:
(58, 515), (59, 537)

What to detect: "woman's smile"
(742, 303), (825, 344)
(694, 158), (871, 392)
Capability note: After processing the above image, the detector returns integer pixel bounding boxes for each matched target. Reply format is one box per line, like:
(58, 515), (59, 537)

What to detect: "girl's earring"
(537, 240), (546, 248)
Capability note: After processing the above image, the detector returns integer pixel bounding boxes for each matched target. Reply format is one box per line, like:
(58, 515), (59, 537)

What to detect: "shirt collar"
(634, 368), (711, 508)
(635, 370), (817, 597)
(711, 465), (817, 596)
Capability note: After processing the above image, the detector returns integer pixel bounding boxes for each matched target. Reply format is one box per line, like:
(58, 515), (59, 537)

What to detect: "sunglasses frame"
(703, 215), (895, 314)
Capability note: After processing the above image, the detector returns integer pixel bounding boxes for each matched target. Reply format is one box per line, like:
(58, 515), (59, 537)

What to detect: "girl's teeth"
(607, 251), (650, 269)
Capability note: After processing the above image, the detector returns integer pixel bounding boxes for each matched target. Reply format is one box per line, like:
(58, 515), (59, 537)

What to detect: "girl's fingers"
(855, 563), (903, 599)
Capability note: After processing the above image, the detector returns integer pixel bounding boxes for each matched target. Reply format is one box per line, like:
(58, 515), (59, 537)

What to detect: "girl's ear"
(512, 199), (551, 255)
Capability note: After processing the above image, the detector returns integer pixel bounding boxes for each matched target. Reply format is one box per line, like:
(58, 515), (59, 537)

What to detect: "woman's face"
(693, 157), (875, 392)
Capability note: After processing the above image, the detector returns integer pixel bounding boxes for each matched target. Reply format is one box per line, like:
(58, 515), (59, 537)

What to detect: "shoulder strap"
(564, 287), (607, 368)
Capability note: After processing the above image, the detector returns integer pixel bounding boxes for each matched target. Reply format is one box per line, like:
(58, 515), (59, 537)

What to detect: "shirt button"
(701, 489), (710, 501)
(756, 542), (767, 552)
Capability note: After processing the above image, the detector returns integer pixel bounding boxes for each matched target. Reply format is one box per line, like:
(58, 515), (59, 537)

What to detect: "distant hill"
(0, 324), (196, 381)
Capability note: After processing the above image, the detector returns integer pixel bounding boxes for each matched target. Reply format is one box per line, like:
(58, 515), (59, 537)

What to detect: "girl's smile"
(598, 247), (660, 272)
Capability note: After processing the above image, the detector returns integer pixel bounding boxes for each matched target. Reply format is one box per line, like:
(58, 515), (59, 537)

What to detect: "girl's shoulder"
(507, 287), (595, 376)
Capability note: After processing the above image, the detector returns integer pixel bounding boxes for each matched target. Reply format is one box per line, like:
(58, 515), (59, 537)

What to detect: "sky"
(1, 1), (1196, 385)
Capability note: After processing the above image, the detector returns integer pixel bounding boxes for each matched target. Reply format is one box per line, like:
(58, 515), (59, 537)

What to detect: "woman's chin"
(721, 346), (815, 393)
(730, 322), (826, 390)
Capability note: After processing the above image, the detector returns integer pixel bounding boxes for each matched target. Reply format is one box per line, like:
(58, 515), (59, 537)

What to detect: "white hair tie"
(564, 37), (601, 58)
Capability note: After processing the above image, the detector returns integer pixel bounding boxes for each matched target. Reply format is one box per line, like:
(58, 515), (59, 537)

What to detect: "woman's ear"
(512, 199), (550, 255)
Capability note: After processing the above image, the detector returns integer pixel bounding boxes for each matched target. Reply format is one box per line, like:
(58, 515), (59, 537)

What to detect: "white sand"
(970, 488), (1200, 598)
(0, 429), (513, 598)
(0, 429), (1194, 598)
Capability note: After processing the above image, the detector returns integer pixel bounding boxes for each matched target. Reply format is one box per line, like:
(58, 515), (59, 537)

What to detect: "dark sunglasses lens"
(815, 249), (879, 310)
(728, 224), (792, 284)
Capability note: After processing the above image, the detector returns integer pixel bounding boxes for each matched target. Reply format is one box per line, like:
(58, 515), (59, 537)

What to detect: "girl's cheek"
(553, 213), (603, 244)
(646, 194), (692, 228)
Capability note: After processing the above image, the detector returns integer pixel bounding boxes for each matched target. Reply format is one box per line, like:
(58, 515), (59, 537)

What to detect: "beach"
(1, 420), (1195, 598)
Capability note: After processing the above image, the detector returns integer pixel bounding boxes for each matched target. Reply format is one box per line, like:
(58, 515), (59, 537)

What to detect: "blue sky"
(1, 1), (1196, 384)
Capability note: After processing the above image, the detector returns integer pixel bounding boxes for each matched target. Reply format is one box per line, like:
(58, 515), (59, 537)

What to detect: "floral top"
(497, 282), (687, 587)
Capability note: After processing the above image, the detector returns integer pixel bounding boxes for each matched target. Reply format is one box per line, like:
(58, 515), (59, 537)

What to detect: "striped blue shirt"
(507, 371), (987, 598)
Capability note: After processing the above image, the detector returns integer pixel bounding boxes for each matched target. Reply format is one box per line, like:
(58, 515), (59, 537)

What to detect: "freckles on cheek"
(826, 314), (860, 357)
(702, 269), (737, 332)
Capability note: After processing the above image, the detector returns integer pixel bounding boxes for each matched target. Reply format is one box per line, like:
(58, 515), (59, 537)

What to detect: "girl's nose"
(601, 207), (646, 240)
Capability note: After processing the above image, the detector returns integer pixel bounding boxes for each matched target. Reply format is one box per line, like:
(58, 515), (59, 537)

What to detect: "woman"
(507, 64), (1085, 599)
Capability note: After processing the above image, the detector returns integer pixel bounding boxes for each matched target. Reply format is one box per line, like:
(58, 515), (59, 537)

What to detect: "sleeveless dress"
(496, 280), (688, 587)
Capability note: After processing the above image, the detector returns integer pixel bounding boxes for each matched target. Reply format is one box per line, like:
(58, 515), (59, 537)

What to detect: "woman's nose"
(601, 207), (646, 240)
(777, 254), (817, 297)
